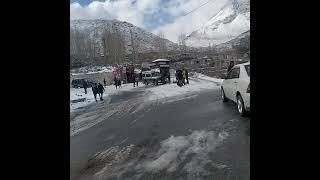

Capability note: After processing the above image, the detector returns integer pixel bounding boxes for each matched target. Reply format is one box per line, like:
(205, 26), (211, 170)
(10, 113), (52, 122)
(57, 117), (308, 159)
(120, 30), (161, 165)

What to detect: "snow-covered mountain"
(70, 19), (178, 54)
(185, 0), (250, 47)
(215, 30), (250, 52)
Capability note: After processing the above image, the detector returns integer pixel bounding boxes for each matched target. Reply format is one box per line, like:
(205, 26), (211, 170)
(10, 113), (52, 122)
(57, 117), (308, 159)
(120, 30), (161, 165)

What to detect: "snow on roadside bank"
(71, 78), (221, 111)
(191, 73), (224, 84)
(70, 83), (134, 112)
(71, 66), (115, 75)
(146, 79), (220, 102)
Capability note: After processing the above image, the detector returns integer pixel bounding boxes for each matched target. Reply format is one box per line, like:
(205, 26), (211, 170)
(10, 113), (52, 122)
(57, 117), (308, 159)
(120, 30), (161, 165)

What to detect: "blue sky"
(70, 0), (229, 42)
(70, 0), (92, 5)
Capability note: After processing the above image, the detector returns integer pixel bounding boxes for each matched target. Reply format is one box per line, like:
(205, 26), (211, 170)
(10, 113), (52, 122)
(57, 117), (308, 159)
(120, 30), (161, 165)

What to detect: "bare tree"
(101, 23), (126, 66)
(178, 33), (187, 53)
(70, 29), (96, 65)
(156, 31), (167, 58)
(130, 29), (136, 63)
(114, 26), (125, 65)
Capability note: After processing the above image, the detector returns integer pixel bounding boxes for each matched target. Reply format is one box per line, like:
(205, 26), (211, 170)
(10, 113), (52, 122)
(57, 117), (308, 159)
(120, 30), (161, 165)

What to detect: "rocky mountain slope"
(70, 19), (178, 54)
(185, 0), (250, 47)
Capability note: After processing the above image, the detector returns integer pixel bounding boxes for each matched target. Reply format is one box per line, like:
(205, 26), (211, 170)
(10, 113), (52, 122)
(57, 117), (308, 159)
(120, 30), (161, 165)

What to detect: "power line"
(181, 0), (215, 17)
(183, 0), (223, 40)
(207, 1), (229, 20)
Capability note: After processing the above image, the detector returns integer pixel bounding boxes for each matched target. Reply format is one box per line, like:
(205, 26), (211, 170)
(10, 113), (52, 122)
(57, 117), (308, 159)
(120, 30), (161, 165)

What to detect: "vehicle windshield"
(245, 65), (250, 77)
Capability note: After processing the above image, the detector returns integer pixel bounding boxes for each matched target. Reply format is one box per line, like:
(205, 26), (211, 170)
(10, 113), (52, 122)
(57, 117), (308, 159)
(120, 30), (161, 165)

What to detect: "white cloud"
(70, 0), (161, 28)
(153, 0), (229, 43)
(136, 0), (161, 13)
(70, 0), (231, 42)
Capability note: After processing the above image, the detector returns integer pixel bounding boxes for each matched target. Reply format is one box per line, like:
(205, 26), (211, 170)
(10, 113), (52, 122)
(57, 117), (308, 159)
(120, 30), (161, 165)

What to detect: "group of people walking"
(81, 79), (106, 102)
(176, 68), (189, 87)
(132, 73), (141, 87)
(114, 77), (122, 89)
(114, 73), (141, 89)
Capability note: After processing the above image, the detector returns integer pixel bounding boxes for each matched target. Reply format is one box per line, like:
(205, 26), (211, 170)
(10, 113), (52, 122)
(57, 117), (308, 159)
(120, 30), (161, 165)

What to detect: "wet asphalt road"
(70, 82), (250, 180)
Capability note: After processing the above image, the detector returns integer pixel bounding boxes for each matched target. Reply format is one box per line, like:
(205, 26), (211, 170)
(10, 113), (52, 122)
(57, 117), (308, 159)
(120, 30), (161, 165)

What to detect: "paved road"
(70, 81), (250, 180)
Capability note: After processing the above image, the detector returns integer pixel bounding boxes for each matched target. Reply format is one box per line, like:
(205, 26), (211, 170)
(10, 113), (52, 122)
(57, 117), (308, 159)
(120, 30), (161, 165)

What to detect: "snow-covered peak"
(185, 0), (250, 47)
(215, 30), (250, 52)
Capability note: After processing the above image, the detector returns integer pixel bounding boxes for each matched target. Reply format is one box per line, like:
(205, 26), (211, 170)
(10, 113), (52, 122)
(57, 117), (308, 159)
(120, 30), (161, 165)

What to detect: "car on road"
(221, 62), (250, 116)
(142, 68), (162, 86)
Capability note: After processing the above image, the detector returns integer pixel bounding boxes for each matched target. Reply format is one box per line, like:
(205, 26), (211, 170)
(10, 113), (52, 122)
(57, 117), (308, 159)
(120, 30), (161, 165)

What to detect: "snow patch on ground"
(71, 66), (115, 75)
(70, 83), (135, 112)
(146, 79), (220, 103)
(70, 109), (117, 137)
(191, 73), (224, 84)
(89, 130), (230, 179)
(140, 130), (229, 174)
(93, 144), (135, 178)
(71, 75), (222, 111)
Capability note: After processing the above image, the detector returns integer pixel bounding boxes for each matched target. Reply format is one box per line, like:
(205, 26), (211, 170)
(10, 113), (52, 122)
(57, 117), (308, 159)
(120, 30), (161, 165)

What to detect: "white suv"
(221, 62), (250, 116)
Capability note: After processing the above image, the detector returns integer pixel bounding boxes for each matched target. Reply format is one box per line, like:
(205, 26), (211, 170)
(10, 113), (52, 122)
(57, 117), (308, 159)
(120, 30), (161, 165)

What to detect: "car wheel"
(237, 94), (247, 116)
(221, 87), (228, 102)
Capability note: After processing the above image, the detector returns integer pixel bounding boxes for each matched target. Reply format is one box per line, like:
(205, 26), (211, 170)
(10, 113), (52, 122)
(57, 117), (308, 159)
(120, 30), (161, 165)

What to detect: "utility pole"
(130, 29), (135, 64)
(102, 36), (107, 65)
(220, 58), (222, 78)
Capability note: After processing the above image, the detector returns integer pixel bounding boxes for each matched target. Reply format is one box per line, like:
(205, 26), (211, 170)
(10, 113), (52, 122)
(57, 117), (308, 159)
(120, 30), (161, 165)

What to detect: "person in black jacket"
(92, 83), (98, 102)
(114, 77), (118, 89)
(176, 70), (183, 87)
(97, 83), (105, 101)
(117, 79), (122, 88)
(83, 80), (88, 94)
(133, 73), (137, 87)
(227, 61), (235, 72)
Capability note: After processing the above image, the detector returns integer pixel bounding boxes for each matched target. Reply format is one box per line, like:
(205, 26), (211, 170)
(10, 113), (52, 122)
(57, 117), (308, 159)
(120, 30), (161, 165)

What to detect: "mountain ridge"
(70, 19), (179, 55)
(185, 0), (250, 47)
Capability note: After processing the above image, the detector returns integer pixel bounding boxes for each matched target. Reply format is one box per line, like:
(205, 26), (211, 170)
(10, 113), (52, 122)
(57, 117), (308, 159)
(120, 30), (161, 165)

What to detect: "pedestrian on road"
(176, 69), (183, 87)
(118, 79), (122, 88)
(126, 72), (130, 84)
(182, 68), (186, 85)
(103, 78), (106, 86)
(83, 80), (88, 94)
(135, 73), (139, 87)
(133, 73), (138, 87)
(98, 83), (105, 101)
(185, 69), (189, 84)
(92, 83), (98, 102)
(114, 77), (118, 89)
(227, 61), (235, 72)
